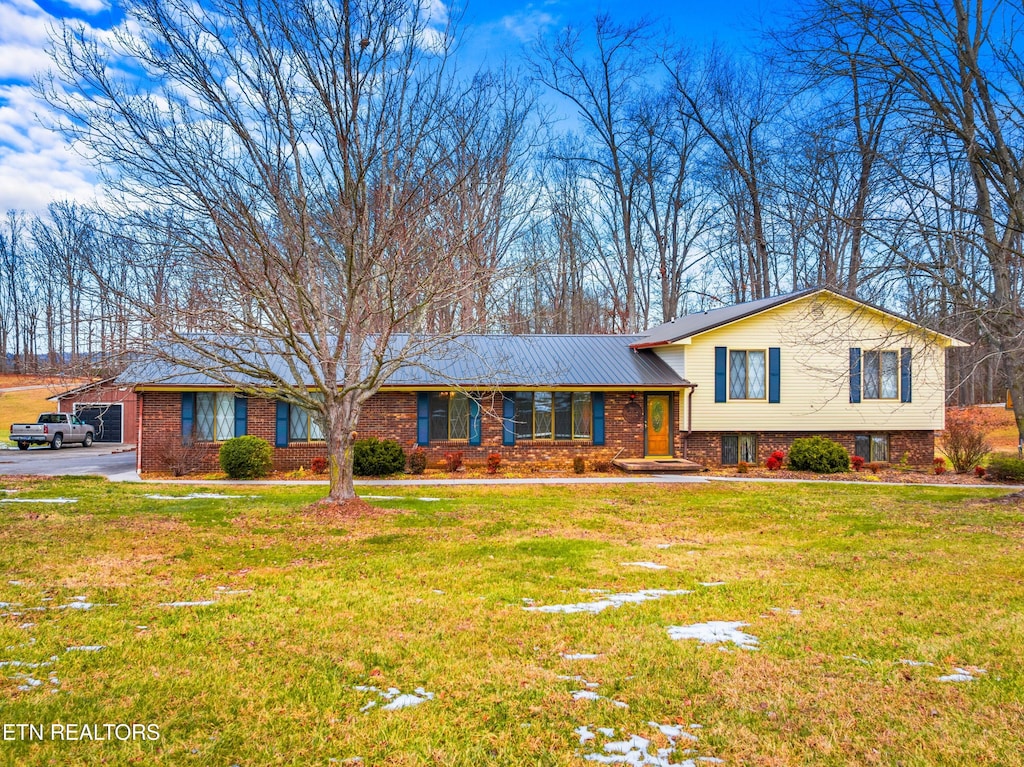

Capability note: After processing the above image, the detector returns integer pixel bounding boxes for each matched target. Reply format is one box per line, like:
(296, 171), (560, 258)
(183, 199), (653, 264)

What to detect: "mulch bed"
(304, 496), (393, 520)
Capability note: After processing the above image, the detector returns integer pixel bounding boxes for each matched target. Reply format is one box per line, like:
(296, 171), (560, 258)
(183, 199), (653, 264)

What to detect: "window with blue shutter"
(416, 393), (430, 446)
(768, 347), (780, 403)
(849, 348), (862, 403)
(714, 347), (727, 402)
(502, 395), (515, 445)
(592, 392), (605, 445)
(234, 396), (248, 437)
(900, 348), (912, 403)
(275, 401), (289, 447)
(469, 398), (482, 446)
(181, 392), (195, 440)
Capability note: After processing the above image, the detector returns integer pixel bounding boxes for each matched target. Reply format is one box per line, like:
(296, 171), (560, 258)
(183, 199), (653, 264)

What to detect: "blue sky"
(0, 0), (777, 216)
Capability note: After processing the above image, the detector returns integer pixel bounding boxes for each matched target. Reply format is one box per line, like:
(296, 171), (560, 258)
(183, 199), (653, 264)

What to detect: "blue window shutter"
(849, 348), (862, 403)
(714, 347), (727, 402)
(181, 392), (195, 439)
(234, 396), (248, 437)
(416, 393), (429, 446)
(901, 347), (912, 403)
(275, 401), (289, 447)
(592, 392), (605, 445)
(469, 397), (482, 446)
(768, 347), (781, 403)
(502, 394), (515, 445)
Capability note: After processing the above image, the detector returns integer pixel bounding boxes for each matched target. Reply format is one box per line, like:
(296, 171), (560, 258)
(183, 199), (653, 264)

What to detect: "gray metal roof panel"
(117, 334), (690, 388)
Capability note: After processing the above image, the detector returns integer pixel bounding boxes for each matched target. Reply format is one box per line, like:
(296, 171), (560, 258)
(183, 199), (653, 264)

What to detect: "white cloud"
(58, 0), (111, 14)
(0, 85), (97, 214)
(499, 8), (557, 42)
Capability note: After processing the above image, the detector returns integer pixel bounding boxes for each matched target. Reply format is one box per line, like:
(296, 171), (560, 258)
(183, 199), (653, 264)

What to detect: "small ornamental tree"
(940, 408), (995, 473)
(219, 436), (273, 479)
(787, 436), (850, 473)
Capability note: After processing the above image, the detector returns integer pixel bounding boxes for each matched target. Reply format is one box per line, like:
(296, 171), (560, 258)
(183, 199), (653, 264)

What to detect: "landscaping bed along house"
(0, 477), (1022, 766)
(138, 407), (1024, 487)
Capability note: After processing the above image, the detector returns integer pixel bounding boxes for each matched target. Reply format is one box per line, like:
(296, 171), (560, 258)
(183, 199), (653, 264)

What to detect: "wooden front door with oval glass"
(645, 394), (672, 457)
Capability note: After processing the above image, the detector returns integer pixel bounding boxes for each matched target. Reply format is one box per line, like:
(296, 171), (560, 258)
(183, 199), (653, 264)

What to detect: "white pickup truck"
(9, 413), (95, 450)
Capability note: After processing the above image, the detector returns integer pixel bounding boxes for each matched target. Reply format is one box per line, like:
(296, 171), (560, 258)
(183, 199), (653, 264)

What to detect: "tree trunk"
(325, 395), (359, 501)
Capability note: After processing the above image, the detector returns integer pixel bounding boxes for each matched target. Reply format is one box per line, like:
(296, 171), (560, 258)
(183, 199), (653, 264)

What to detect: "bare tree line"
(0, 0), (1020, 436)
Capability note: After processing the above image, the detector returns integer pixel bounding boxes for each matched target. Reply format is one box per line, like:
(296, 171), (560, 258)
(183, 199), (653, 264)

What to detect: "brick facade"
(138, 389), (935, 473)
(677, 429), (936, 468)
(137, 390), (671, 473)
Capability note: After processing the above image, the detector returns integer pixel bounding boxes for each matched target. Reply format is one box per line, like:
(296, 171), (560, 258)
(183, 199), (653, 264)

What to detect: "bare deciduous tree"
(44, 0), (527, 499)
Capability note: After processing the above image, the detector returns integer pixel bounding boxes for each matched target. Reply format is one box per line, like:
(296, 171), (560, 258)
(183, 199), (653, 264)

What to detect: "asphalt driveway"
(0, 443), (138, 480)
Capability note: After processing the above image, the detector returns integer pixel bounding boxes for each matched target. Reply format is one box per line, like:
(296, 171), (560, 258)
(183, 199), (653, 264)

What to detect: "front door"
(645, 394), (671, 457)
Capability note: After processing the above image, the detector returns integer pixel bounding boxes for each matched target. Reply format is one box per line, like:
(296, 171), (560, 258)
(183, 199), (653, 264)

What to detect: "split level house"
(119, 287), (968, 474)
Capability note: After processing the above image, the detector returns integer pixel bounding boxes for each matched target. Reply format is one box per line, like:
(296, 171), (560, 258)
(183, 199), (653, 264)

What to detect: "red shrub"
(408, 448), (427, 475)
(766, 456), (782, 471)
(851, 455), (865, 472)
(940, 408), (996, 473)
(737, 460), (750, 474)
(770, 450), (785, 462)
(974, 465), (986, 478)
(933, 456), (947, 475)
(444, 451), (463, 473)
(486, 452), (502, 475)
(310, 456), (328, 475)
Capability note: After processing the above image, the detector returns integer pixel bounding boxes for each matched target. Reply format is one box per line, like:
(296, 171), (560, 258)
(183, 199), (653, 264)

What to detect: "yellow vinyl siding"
(667, 293), (948, 432)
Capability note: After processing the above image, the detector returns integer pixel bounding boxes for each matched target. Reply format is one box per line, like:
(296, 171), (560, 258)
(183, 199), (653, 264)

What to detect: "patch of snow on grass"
(562, 653), (601, 660)
(575, 725), (596, 744)
(144, 493), (252, 500)
(667, 621), (759, 649)
(938, 667), (986, 683)
(898, 659), (934, 667)
(355, 684), (435, 712)
(621, 562), (668, 570)
(572, 690), (628, 708)
(578, 721), (720, 767)
(526, 589), (692, 615)
(59, 602), (116, 610)
(557, 675), (599, 688)
(698, 582), (725, 587)
(159, 601), (216, 607)
(0, 498), (78, 504)
(66, 645), (105, 652)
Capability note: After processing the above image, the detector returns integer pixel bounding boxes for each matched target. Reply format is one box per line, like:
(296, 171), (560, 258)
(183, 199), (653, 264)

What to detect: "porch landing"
(612, 457), (704, 473)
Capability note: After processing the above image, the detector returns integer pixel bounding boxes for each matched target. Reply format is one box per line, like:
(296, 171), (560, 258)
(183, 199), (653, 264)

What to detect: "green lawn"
(0, 478), (1022, 766)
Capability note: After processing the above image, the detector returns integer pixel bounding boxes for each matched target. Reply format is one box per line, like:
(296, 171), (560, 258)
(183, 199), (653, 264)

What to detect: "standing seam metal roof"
(118, 334), (690, 388)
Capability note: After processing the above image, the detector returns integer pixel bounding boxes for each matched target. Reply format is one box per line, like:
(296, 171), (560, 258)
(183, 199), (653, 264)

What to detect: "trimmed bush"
(444, 451), (463, 473)
(572, 456), (585, 474)
(408, 448), (427, 475)
(487, 452), (502, 475)
(219, 436), (273, 479)
(787, 436), (850, 473)
(986, 453), (1024, 482)
(352, 437), (406, 476)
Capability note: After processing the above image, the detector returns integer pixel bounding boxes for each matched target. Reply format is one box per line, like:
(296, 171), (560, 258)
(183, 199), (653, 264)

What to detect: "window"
(863, 350), (898, 400)
(855, 434), (889, 462)
(722, 434), (756, 465)
(288, 402), (325, 442)
(513, 391), (592, 440)
(428, 392), (469, 442)
(195, 392), (235, 441)
(729, 350), (766, 399)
